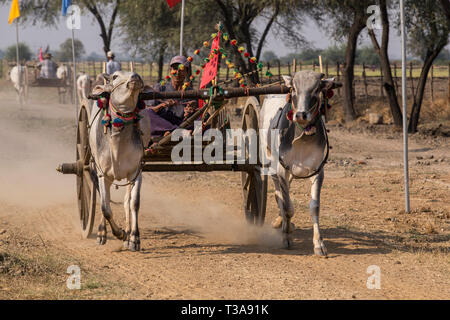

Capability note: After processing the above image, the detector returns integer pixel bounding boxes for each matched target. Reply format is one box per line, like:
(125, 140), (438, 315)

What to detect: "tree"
(356, 46), (380, 66)
(211, 0), (313, 84)
(58, 38), (85, 62)
(0, 0), (122, 58)
(80, 0), (121, 57)
(434, 49), (450, 65)
(367, 0), (402, 127)
(321, 44), (346, 64)
(314, 0), (372, 122)
(401, 0), (449, 132)
(262, 50), (278, 63)
(4, 43), (32, 62)
(119, 0), (216, 81)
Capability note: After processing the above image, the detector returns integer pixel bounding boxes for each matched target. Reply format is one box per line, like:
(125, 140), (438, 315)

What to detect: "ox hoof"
(282, 234), (293, 249)
(314, 240), (328, 257)
(96, 235), (107, 245)
(128, 239), (140, 252)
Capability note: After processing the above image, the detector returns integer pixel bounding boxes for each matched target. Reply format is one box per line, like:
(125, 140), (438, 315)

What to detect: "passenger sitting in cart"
(37, 53), (58, 79)
(145, 55), (197, 137)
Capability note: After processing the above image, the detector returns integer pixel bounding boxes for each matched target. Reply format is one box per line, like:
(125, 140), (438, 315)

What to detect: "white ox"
(76, 72), (92, 103)
(90, 71), (151, 251)
(259, 70), (339, 256)
(9, 65), (28, 106)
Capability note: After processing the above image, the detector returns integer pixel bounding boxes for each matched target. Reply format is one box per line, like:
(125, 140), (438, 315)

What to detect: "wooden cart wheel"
(241, 98), (267, 226)
(76, 101), (96, 239)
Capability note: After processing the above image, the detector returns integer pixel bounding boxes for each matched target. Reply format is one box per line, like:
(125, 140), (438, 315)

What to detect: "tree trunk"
(83, 0), (120, 59)
(368, 0), (403, 126)
(342, 13), (365, 121)
(157, 49), (165, 82)
(408, 47), (445, 132)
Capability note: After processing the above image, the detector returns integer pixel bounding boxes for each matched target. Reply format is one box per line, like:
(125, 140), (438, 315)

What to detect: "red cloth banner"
(198, 33), (220, 109)
(166, 0), (182, 8)
(200, 33), (220, 89)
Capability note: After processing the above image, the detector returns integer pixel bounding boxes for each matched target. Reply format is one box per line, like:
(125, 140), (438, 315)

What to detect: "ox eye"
(113, 75), (118, 80)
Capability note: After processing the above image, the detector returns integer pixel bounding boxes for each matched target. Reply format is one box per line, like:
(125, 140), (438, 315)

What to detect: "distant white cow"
(10, 65), (28, 106)
(56, 64), (73, 104)
(76, 72), (92, 104)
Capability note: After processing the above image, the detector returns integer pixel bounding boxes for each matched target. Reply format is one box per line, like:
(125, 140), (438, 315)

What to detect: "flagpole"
(180, 0), (185, 55)
(400, 0), (410, 213)
(71, 12), (78, 121)
(15, 19), (20, 68)
(15, 18), (22, 107)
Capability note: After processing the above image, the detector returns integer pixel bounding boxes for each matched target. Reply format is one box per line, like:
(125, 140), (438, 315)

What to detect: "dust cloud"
(139, 183), (283, 247)
(0, 97), (76, 208)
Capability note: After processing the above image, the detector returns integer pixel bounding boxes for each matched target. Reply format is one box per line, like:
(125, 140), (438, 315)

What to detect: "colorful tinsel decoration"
(162, 25), (268, 89)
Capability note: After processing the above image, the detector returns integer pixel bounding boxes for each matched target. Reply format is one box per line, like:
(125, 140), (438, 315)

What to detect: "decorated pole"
(400, 0), (410, 213)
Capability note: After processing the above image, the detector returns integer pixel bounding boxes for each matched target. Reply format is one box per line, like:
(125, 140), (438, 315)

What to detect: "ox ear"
(91, 73), (112, 95)
(321, 77), (342, 90)
(282, 75), (293, 88)
(91, 83), (113, 96)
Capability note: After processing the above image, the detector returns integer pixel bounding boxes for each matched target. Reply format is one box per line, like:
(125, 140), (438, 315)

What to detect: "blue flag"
(62, 0), (72, 16)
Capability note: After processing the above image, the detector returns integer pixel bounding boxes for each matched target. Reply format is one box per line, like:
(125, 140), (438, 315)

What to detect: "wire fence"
(1, 58), (449, 103)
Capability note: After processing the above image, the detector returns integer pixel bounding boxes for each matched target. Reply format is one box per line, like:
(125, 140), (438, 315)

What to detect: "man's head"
(169, 55), (190, 87)
(43, 53), (52, 60)
(107, 51), (115, 60)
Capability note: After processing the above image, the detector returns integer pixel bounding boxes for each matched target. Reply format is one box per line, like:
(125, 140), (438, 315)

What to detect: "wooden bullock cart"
(57, 84), (290, 238)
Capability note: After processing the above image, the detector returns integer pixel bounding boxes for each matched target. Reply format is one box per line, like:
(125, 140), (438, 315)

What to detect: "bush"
(4, 43), (32, 62)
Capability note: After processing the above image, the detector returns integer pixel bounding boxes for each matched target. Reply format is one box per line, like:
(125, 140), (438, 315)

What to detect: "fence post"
(277, 60), (281, 81)
(287, 62), (291, 76)
(430, 64), (434, 103)
(93, 61), (97, 76)
(313, 62), (316, 72)
(393, 63), (399, 94)
(293, 58), (297, 73)
(380, 65), (385, 99)
(326, 61), (329, 78)
(149, 62), (153, 83)
(267, 62), (272, 82)
(363, 63), (369, 108)
(336, 62), (340, 96)
(447, 62), (450, 109)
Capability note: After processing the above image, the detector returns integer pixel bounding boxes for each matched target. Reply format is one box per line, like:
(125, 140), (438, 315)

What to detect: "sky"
(0, 3), (406, 60)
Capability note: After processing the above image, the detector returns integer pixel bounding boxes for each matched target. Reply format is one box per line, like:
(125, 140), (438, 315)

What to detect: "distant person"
(37, 53), (58, 79)
(106, 51), (121, 75)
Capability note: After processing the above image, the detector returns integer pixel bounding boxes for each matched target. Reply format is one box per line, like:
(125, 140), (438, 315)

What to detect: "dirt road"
(0, 85), (449, 299)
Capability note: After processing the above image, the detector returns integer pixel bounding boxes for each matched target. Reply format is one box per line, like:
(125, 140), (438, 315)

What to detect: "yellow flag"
(8, 0), (20, 24)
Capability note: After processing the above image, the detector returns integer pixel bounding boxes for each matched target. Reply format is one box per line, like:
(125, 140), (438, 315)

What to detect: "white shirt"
(106, 60), (121, 75)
